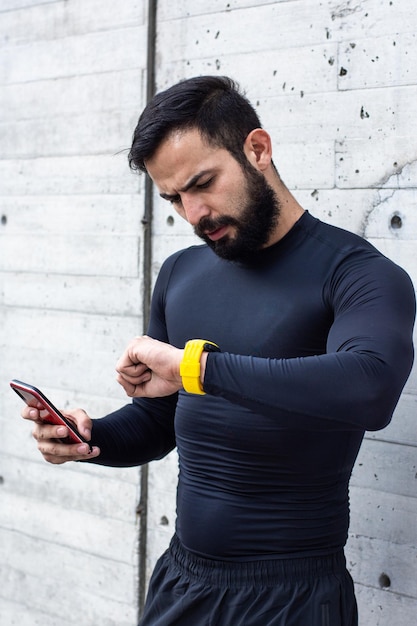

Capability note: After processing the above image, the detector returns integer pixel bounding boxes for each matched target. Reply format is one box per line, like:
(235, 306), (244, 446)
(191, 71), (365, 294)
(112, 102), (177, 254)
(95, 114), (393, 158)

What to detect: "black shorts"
(139, 535), (358, 626)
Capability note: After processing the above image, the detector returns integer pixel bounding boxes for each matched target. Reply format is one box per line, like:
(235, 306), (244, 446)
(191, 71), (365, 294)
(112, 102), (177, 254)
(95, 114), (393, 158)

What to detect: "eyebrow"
(159, 170), (212, 201)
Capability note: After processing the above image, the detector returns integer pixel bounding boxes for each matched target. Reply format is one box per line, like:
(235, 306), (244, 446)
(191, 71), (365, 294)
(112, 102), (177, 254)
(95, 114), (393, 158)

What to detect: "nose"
(181, 194), (210, 226)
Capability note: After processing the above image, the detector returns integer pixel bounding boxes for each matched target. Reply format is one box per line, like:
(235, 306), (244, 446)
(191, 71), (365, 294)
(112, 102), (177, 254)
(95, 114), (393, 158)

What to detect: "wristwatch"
(180, 339), (220, 395)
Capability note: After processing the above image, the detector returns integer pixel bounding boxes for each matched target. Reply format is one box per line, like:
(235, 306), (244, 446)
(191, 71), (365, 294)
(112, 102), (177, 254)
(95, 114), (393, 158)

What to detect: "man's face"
(145, 128), (280, 262)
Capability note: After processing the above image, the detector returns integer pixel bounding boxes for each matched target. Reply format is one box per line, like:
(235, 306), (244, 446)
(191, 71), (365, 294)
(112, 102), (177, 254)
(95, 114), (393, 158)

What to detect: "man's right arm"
(23, 393), (177, 467)
(23, 253), (180, 467)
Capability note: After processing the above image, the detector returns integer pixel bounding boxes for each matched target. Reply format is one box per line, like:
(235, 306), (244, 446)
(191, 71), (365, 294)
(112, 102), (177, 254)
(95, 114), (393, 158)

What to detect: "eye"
(196, 177), (213, 190)
(169, 195), (182, 205)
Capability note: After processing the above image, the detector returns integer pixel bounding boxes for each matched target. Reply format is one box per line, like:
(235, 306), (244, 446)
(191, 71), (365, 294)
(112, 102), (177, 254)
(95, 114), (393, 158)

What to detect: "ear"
(243, 129), (273, 171)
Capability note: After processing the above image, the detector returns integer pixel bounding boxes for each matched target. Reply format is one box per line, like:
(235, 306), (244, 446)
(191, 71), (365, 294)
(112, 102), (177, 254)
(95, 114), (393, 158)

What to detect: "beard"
(193, 163), (281, 263)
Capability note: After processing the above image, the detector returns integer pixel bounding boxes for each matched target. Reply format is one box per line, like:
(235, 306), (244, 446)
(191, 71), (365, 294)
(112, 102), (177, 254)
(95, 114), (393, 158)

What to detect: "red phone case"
(10, 379), (91, 450)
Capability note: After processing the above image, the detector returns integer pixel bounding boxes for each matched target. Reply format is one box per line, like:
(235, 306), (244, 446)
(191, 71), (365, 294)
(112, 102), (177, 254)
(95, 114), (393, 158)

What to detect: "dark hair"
(128, 76), (262, 173)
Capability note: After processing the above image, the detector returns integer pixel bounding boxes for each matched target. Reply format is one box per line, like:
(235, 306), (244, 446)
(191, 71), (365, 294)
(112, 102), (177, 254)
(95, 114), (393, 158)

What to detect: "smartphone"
(10, 379), (92, 450)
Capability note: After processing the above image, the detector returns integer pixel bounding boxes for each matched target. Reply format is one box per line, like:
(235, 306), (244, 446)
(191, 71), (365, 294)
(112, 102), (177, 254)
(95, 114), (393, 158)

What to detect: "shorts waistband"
(168, 535), (347, 587)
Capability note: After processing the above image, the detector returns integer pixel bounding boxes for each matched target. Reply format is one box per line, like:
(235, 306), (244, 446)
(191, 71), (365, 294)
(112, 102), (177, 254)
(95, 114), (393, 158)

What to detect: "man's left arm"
(204, 255), (415, 431)
(117, 256), (415, 432)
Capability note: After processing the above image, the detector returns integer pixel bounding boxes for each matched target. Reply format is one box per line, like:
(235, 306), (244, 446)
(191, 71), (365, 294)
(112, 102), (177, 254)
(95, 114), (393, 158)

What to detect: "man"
(23, 76), (415, 625)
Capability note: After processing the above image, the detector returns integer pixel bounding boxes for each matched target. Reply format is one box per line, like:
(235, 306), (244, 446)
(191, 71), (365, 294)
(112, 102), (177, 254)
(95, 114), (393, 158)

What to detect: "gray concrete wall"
(1, 1), (416, 624)
(0, 2), (147, 624)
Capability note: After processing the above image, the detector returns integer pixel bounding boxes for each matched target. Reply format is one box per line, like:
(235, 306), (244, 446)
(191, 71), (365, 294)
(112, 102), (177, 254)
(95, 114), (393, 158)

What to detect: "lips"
(206, 225), (229, 241)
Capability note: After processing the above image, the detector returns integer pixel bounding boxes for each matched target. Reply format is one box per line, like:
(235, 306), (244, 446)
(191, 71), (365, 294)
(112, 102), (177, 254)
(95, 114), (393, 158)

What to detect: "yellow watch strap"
(180, 339), (220, 395)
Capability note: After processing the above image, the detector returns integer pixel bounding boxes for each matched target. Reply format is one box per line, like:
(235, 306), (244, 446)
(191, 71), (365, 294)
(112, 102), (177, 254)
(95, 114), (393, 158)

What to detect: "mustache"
(194, 215), (239, 238)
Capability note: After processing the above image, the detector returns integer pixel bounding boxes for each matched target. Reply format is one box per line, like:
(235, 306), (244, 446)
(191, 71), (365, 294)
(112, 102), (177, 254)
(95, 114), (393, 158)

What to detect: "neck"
(266, 172), (305, 245)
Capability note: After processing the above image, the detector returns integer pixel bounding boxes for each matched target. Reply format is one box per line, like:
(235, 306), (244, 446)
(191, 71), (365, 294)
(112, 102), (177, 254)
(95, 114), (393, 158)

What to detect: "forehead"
(145, 128), (230, 189)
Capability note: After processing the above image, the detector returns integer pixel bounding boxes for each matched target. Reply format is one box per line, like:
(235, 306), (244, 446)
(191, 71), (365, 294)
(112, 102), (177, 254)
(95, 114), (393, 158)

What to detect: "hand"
(21, 405), (100, 465)
(116, 335), (183, 398)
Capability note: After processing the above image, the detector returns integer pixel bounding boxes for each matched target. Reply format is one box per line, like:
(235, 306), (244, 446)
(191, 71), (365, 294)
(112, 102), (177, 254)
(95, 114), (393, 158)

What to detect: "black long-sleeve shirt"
(91, 212), (415, 559)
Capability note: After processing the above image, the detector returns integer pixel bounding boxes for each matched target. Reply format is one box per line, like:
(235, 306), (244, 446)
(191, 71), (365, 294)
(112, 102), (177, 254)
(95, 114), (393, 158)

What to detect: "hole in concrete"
(1, 215), (7, 225)
(378, 573), (391, 589)
(390, 214), (402, 229)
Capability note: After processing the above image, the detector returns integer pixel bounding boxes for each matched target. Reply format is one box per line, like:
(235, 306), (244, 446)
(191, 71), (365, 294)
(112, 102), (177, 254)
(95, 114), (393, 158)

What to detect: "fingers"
(64, 407), (93, 441)
(116, 356), (150, 379)
(116, 338), (146, 371)
(26, 406), (100, 465)
(115, 335), (157, 373)
(116, 372), (147, 398)
(116, 366), (152, 395)
(116, 340), (153, 396)
(116, 335), (183, 399)
(21, 405), (40, 421)
(36, 438), (100, 465)
(32, 423), (100, 464)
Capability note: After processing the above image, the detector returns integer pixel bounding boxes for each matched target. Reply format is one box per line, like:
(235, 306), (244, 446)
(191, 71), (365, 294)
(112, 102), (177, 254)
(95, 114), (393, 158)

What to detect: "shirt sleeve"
(89, 395), (177, 467)
(203, 253), (416, 431)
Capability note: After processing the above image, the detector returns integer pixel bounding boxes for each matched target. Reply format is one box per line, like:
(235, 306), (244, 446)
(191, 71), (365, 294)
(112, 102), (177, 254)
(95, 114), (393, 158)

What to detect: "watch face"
(203, 342), (220, 353)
